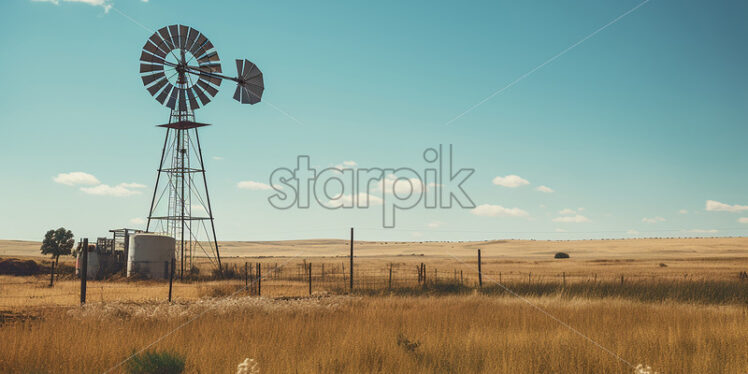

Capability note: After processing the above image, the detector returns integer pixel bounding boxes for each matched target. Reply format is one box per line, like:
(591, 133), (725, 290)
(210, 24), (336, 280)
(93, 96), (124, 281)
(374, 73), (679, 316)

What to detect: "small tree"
(41, 227), (74, 286)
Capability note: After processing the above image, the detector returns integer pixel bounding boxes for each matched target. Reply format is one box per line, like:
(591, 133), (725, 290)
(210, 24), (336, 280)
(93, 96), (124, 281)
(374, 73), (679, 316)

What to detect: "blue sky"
(1, 0), (747, 242)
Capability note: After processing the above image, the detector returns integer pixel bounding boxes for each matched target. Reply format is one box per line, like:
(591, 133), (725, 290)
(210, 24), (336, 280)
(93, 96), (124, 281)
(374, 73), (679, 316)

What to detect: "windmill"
(139, 24), (264, 277)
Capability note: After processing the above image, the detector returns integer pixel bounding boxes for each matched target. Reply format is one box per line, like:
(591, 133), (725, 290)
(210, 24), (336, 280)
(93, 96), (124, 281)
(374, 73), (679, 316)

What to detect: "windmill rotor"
(140, 24), (264, 111)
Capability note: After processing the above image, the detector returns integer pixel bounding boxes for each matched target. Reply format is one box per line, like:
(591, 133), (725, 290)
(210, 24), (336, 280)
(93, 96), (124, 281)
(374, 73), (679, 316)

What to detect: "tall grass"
(1, 295), (746, 373)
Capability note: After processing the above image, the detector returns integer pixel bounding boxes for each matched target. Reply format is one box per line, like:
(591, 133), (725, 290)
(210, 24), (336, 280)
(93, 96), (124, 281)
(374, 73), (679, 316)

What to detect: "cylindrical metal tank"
(127, 233), (175, 279)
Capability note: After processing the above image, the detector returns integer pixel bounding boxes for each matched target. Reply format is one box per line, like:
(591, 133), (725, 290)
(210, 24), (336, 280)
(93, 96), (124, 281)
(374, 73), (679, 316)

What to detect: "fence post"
(422, 263), (427, 285)
(477, 249), (482, 288)
(321, 263), (325, 280)
(388, 264), (392, 289)
(562, 272), (566, 287)
(499, 272), (502, 284)
(350, 227), (354, 292)
(257, 262), (261, 296)
(168, 257), (175, 302)
(528, 272), (531, 284)
(620, 275), (624, 285)
(308, 262), (312, 295)
(460, 270), (463, 285)
(80, 238), (88, 305)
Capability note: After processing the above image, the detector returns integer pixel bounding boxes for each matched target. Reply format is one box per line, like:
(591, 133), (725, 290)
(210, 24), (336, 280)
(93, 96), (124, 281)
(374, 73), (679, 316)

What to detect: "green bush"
(125, 350), (185, 374)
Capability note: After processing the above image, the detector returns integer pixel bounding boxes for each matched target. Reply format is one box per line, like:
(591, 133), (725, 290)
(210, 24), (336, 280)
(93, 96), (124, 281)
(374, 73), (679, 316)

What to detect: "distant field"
(4, 237), (748, 258)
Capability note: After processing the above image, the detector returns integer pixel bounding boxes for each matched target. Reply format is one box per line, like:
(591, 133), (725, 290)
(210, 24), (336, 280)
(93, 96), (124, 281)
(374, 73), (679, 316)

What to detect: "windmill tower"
(138, 24), (264, 277)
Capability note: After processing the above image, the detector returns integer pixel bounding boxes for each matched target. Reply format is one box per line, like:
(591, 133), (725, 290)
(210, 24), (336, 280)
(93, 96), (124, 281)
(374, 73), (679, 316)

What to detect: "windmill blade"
(197, 79), (219, 96)
(189, 34), (208, 57)
(166, 86), (179, 109)
(148, 34), (170, 55)
(178, 25), (189, 49)
(185, 28), (199, 54)
(140, 51), (166, 65)
(156, 83), (174, 104)
(168, 25), (181, 49)
(143, 41), (167, 59)
(157, 27), (174, 50)
(142, 71), (165, 87)
(198, 72), (222, 86)
(146, 77), (168, 96)
(186, 88), (200, 110)
(199, 63), (222, 73)
(140, 63), (164, 73)
(192, 84), (211, 106)
(198, 51), (219, 64)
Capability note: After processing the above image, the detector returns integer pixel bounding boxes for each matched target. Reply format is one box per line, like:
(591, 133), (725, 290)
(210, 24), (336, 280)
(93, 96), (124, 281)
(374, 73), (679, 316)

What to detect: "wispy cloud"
(471, 204), (529, 217)
(678, 209), (688, 214)
(642, 216), (666, 224)
(32, 0), (113, 13)
(558, 208), (576, 215)
(212, 156), (224, 161)
(686, 229), (718, 234)
(552, 215), (589, 223)
(492, 175), (529, 188)
(705, 200), (748, 212)
(535, 185), (554, 193)
(237, 181), (273, 190)
(129, 217), (145, 225)
(53, 172), (100, 186)
(427, 221), (444, 228)
(738, 217), (748, 224)
(80, 183), (146, 197)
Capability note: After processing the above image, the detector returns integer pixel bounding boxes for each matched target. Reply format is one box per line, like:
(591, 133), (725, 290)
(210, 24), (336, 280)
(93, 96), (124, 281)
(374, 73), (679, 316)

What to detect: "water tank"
(127, 233), (175, 279)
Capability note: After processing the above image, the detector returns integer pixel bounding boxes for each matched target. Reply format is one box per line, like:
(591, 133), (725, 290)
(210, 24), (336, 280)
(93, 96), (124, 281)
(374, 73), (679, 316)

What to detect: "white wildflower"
(236, 358), (259, 374)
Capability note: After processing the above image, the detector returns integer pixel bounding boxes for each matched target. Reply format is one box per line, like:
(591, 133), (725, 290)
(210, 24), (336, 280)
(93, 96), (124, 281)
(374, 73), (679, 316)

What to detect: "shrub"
(125, 350), (185, 374)
(554, 252), (570, 259)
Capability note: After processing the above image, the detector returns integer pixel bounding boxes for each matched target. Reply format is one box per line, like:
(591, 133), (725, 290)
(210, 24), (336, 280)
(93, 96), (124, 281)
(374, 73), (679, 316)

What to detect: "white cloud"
(555, 228), (567, 233)
(552, 215), (589, 223)
(129, 217), (145, 225)
(686, 229), (718, 234)
(53, 172), (100, 186)
(706, 200), (748, 212)
(627, 229), (640, 235)
(212, 156), (224, 161)
(471, 204), (529, 217)
(333, 193), (383, 206)
(237, 181), (273, 190)
(376, 174), (424, 196)
(678, 209), (688, 214)
(34, 0), (113, 12)
(80, 183), (144, 197)
(492, 175), (529, 188)
(535, 185), (554, 193)
(558, 208), (576, 215)
(642, 216), (666, 224)
(427, 221), (444, 228)
(738, 217), (748, 224)
(333, 160), (357, 169)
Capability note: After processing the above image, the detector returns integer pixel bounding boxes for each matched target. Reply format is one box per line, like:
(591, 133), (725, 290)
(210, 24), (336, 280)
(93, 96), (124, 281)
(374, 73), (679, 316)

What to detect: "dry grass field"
(1, 237), (747, 373)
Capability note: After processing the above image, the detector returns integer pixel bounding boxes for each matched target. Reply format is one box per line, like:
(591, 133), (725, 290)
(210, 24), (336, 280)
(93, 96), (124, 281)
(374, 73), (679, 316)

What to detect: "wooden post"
(257, 262), (261, 296)
(321, 263), (325, 280)
(499, 272), (502, 283)
(349, 227), (354, 292)
(80, 238), (88, 305)
(388, 263), (393, 289)
(563, 272), (566, 287)
(528, 272), (532, 284)
(594, 273), (597, 283)
(460, 270), (463, 285)
(49, 260), (55, 287)
(244, 262), (249, 289)
(620, 275), (624, 285)
(422, 263), (427, 285)
(308, 263), (312, 295)
(477, 249), (482, 288)
(168, 257), (175, 302)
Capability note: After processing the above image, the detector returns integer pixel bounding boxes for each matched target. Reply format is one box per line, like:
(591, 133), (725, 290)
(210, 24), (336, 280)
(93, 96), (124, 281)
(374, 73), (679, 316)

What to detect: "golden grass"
(1, 295), (746, 373)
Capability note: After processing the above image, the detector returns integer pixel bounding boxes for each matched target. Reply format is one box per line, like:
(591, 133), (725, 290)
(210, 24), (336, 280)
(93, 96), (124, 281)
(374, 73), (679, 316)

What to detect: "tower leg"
(147, 128), (171, 232)
(194, 129), (222, 271)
